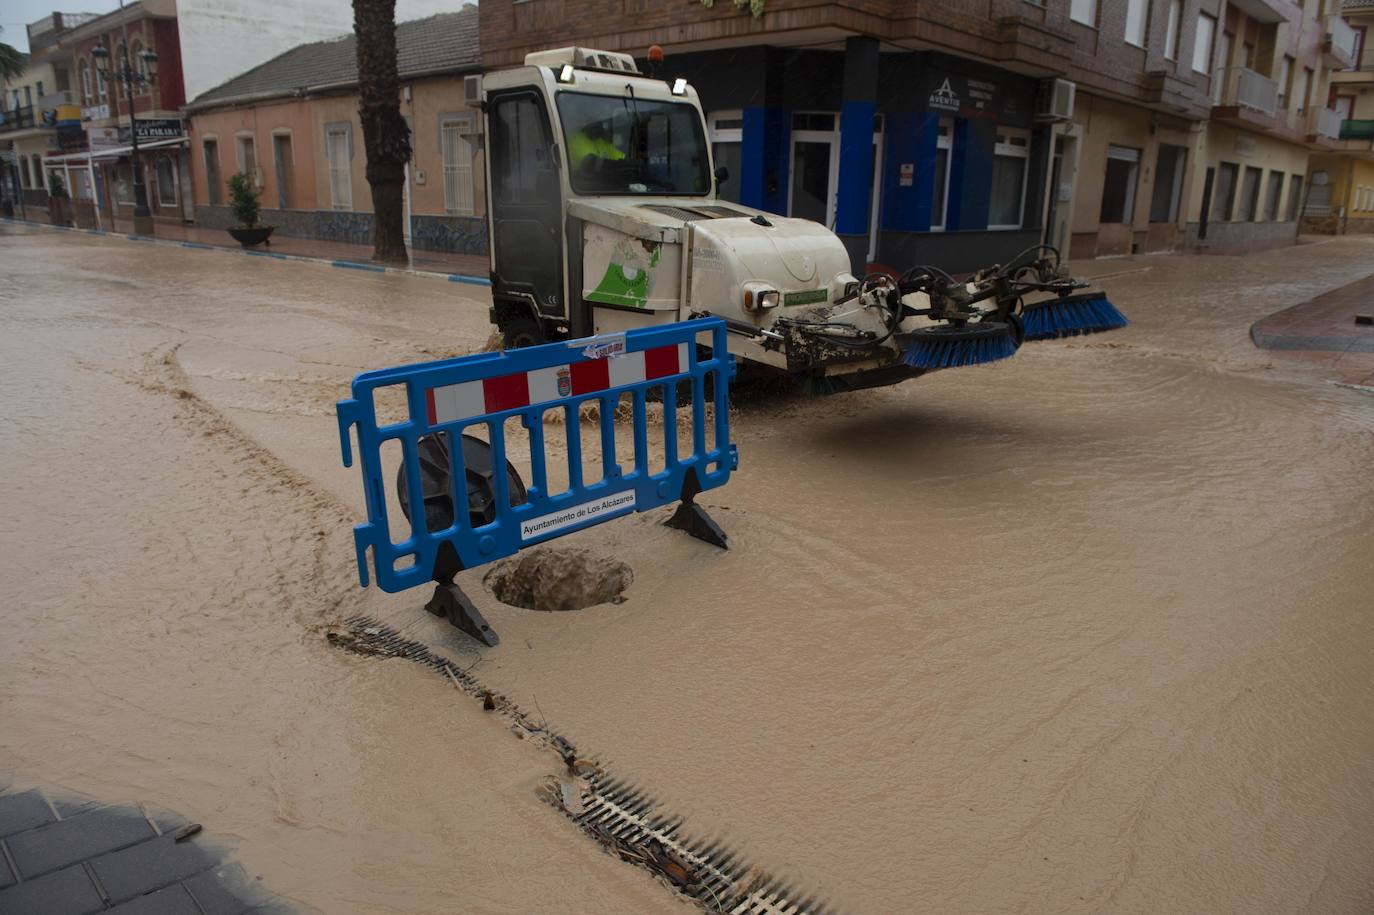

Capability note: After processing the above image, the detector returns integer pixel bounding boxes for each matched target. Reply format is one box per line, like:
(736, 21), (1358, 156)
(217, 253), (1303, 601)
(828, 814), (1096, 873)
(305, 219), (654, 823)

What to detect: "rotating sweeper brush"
(1019, 291), (1129, 340)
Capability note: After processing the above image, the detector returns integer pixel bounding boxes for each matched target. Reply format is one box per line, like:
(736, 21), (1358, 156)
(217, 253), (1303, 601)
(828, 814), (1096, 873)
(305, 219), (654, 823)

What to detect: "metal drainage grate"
(330, 617), (830, 914)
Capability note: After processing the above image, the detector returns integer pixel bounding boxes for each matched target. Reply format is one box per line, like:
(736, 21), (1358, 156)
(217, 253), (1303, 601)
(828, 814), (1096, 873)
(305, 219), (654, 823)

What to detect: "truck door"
(486, 89), (565, 320)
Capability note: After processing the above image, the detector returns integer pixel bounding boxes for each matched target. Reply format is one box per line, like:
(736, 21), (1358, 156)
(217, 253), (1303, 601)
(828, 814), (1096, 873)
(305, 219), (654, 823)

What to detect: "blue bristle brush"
(1021, 292), (1128, 341)
(902, 321), (1019, 370)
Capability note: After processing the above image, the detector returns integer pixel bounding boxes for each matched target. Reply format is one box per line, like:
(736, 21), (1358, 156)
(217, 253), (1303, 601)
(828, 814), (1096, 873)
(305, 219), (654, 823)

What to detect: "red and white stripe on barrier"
(425, 342), (691, 425)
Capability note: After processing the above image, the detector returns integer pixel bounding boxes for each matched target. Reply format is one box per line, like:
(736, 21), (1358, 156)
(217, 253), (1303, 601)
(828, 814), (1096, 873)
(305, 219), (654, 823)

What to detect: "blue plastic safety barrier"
(337, 318), (738, 593)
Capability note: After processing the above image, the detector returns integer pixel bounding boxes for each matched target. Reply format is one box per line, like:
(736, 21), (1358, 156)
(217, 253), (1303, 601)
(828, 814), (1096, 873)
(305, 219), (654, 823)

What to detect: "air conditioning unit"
(1036, 78), (1076, 122)
(463, 74), (482, 108)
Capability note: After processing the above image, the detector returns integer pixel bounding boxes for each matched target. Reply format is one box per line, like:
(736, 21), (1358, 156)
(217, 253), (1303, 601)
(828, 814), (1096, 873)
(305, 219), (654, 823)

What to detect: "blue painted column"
(881, 111), (940, 234)
(835, 35), (880, 272)
(946, 118), (995, 232)
(741, 107), (789, 215)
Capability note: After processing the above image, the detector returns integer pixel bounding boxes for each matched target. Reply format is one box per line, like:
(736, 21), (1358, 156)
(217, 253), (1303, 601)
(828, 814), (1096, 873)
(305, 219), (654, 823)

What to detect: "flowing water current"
(2, 226), (1372, 913)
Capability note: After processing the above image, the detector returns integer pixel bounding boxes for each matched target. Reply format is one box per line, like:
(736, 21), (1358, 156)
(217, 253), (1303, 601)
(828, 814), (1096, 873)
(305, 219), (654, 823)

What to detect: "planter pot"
(227, 225), (275, 248)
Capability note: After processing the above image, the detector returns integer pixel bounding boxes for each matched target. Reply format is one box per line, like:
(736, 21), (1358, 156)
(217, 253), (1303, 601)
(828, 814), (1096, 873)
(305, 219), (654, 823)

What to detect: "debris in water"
(483, 547), (632, 612)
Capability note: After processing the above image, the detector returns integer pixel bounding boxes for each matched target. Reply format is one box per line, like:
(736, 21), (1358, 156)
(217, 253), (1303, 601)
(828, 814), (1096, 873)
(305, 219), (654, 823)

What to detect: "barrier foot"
(426, 581), (501, 647)
(664, 469), (729, 550)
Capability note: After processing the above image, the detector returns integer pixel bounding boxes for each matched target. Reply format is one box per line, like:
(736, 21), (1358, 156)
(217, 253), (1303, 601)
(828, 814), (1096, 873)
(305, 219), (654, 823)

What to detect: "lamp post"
(91, 42), (158, 235)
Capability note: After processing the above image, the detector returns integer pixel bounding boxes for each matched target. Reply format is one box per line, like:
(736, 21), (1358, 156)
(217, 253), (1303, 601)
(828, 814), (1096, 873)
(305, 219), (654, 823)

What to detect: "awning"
(45, 135), (189, 164)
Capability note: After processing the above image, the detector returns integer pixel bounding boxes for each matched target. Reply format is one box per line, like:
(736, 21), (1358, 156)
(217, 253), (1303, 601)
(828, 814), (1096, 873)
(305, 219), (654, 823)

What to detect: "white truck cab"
(481, 46), (916, 387)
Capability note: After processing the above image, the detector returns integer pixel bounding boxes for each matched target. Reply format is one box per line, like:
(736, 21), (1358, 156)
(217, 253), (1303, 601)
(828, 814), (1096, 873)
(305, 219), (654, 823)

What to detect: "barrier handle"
(337, 398), (359, 468)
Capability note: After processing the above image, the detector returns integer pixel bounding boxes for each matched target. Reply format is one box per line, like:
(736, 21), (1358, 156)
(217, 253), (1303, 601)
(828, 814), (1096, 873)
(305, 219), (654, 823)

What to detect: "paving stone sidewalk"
(0, 781), (291, 915)
(6, 213), (489, 281)
(1250, 272), (1374, 387)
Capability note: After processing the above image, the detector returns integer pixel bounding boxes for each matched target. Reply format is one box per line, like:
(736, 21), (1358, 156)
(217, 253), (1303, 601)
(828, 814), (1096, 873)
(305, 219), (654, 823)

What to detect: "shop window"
(1287, 175), (1304, 221)
(932, 118), (952, 231)
(156, 156), (176, 207)
(1194, 13), (1217, 74)
(1212, 161), (1238, 221)
(1149, 144), (1186, 223)
(1263, 171), (1284, 221)
(440, 113), (477, 216)
(1071, 0), (1096, 27)
(709, 111), (742, 204)
(1099, 145), (1140, 225)
(203, 138), (221, 205)
(989, 128), (1030, 229)
(235, 135), (256, 179)
(326, 122), (353, 210)
(1164, 0), (1182, 59)
(272, 132), (294, 209)
(1125, 0), (1148, 47)
(1237, 166), (1262, 221)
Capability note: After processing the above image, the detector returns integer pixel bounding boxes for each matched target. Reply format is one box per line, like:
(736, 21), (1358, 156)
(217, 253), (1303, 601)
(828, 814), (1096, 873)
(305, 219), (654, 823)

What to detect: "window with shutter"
(440, 115), (475, 216)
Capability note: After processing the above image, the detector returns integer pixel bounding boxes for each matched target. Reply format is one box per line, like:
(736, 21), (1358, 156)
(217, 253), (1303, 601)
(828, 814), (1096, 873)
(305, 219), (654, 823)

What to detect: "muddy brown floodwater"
(3, 225), (1374, 914)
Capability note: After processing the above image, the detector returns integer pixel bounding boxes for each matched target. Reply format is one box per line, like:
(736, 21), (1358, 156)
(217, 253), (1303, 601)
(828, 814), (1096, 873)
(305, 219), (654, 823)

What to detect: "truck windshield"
(556, 91), (710, 196)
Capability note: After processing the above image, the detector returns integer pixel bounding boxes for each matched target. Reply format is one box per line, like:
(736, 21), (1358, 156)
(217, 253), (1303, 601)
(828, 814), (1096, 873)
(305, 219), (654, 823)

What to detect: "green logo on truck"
(783, 289), (828, 307)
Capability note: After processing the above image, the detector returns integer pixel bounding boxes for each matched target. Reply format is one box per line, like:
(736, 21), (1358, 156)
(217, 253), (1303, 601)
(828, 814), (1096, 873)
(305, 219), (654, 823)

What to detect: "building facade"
(1306, 0), (1374, 233)
(1, 14), (95, 219)
(184, 8), (486, 254)
(478, 0), (1349, 267)
(36, 0), (194, 230)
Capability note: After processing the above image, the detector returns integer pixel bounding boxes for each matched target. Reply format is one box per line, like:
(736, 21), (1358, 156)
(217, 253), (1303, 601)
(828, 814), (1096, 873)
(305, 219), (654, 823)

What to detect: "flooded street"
(3, 225), (1373, 913)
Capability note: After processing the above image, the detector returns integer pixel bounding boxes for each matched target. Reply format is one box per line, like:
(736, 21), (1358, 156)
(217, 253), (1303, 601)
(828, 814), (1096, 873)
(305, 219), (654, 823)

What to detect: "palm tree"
(0, 43), (27, 85)
(352, 0), (411, 264)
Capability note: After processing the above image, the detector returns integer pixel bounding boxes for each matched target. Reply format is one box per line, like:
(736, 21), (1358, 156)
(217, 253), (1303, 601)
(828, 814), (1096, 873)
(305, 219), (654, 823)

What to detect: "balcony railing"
(37, 90), (74, 108)
(1310, 107), (1343, 140)
(0, 106), (36, 131)
(1324, 15), (1360, 68)
(1214, 66), (1278, 116)
(1340, 119), (1374, 140)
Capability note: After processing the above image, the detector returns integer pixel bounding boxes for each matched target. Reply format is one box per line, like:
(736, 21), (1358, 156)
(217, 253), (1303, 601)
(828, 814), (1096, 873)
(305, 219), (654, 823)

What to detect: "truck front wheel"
(499, 314), (547, 351)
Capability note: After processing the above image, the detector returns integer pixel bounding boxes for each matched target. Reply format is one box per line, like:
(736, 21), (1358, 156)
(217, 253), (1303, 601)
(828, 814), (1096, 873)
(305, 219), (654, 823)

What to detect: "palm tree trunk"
(352, 0), (411, 264)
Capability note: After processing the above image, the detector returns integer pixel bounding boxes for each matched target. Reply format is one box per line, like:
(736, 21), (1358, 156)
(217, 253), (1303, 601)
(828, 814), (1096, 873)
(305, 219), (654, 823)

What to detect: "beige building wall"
(189, 99), (322, 210)
(1186, 124), (1309, 223)
(186, 72), (487, 253)
(306, 96), (366, 212)
(1070, 93), (1200, 257)
(405, 75), (486, 219)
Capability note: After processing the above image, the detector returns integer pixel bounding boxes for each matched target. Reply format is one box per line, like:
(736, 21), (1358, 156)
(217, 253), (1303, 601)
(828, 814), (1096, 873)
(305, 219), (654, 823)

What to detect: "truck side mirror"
(714, 165), (729, 185)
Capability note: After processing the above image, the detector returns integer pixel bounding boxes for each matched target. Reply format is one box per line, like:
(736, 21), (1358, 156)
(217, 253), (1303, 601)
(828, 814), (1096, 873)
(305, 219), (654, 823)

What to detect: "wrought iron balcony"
(0, 106), (36, 131)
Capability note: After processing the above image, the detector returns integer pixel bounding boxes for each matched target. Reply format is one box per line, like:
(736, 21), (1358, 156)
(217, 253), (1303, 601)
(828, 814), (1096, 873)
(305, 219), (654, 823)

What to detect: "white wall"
(176, 0), (465, 105)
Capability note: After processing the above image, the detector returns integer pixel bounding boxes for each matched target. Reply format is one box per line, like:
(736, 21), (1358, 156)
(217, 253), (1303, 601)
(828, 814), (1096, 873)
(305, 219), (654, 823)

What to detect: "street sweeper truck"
(477, 46), (1127, 391)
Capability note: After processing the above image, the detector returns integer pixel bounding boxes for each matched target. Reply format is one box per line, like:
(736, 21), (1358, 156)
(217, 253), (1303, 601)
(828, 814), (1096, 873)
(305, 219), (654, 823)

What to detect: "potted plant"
(47, 172), (73, 227)
(225, 172), (275, 247)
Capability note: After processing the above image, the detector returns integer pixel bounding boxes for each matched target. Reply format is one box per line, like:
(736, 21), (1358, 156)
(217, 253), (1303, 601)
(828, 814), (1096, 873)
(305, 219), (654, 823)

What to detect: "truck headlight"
(758, 290), (781, 309)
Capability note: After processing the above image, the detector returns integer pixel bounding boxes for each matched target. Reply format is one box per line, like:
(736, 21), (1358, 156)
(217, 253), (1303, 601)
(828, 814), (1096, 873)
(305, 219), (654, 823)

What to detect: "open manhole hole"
(483, 546), (632, 612)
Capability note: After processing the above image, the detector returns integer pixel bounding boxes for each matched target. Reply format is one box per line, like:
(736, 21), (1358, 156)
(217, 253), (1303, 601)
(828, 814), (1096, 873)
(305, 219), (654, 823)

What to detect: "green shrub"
(227, 172), (261, 228)
(47, 172), (68, 198)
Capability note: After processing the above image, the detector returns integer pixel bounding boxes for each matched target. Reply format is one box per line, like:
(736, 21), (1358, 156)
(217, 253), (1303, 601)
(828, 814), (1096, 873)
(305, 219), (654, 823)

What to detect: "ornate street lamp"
(92, 42), (158, 235)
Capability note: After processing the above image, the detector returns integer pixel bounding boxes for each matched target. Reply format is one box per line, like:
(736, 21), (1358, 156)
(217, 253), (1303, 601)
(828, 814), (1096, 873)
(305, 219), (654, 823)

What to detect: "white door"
(868, 114), (884, 263)
(789, 112), (839, 227)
